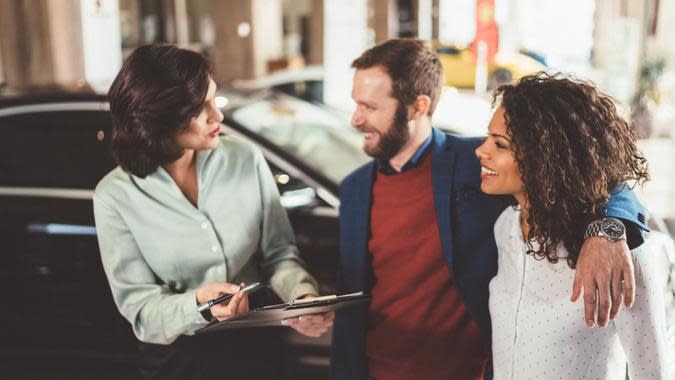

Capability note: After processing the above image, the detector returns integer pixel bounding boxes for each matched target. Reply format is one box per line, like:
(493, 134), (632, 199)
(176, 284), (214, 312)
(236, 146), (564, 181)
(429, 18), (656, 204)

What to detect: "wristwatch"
(583, 217), (626, 242)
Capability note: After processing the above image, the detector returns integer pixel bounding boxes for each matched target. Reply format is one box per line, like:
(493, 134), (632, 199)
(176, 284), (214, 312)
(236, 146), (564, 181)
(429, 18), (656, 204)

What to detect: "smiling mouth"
(481, 166), (498, 176)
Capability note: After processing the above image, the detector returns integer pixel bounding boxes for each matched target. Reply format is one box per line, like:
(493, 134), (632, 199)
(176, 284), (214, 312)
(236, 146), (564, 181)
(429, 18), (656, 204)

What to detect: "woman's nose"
(475, 145), (485, 160)
(211, 108), (224, 124)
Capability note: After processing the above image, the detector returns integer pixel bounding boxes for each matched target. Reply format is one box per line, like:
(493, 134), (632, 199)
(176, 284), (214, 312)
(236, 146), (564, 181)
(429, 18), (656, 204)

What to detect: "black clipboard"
(196, 292), (369, 333)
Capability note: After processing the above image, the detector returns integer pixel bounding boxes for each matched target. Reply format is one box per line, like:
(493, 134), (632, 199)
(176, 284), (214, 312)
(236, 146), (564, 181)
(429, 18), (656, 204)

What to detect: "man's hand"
(283, 312), (335, 337)
(571, 237), (635, 327)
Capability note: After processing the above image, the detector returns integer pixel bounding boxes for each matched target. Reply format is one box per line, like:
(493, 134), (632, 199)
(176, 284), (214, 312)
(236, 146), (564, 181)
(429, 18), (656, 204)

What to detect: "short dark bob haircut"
(108, 44), (211, 178)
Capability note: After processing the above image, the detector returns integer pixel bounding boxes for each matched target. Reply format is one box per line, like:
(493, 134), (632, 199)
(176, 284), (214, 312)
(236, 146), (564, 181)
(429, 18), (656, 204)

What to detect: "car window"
(272, 80), (324, 104)
(0, 110), (115, 189)
(230, 96), (369, 185)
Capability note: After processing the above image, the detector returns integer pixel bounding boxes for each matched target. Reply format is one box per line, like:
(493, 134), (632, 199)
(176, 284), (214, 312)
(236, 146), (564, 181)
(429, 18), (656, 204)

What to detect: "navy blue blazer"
(330, 128), (648, 380)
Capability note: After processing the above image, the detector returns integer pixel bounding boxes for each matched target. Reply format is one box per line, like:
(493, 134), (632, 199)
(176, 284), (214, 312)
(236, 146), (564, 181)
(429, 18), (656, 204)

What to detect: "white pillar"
(438, 0), (475, 46)
(80, 0), (123, 91)
(418, 0), (433, 40)
(495, 0), (519, 54)
(174, 0), (190, 46)
(252, 0), (283, 77)
(323, 0), (369, 112)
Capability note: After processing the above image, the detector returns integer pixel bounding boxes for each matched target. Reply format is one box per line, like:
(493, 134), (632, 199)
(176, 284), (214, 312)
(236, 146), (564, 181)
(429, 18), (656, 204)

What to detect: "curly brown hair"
(495, 72), (649, 268)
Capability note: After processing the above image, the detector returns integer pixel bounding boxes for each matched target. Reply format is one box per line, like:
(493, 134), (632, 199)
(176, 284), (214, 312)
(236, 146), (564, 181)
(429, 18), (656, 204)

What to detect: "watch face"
(601, 218), (625, 239)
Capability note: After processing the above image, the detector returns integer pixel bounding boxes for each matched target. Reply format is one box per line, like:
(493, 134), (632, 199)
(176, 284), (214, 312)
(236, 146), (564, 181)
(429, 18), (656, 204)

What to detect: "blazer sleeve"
(603, 185), (649, 248)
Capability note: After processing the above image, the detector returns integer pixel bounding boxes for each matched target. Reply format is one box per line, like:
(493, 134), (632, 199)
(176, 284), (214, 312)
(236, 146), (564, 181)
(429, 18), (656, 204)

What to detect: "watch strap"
(584, 220), (604, 240)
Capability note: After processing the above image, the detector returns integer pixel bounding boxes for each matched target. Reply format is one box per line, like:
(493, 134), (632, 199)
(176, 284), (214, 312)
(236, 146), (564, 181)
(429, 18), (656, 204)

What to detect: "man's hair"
(107, 44), (211, 178)
(351, 38), (444, 116)
(495, 72), (649, 268)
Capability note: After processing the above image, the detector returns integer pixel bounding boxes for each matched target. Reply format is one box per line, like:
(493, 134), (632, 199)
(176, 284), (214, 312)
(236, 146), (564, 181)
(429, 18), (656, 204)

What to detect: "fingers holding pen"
(211, 282), (249, 321)
(197, 282), (250, 321)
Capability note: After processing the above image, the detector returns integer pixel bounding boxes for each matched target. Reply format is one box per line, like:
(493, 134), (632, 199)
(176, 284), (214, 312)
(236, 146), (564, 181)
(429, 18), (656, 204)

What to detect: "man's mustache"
(355, 125), (380, 134)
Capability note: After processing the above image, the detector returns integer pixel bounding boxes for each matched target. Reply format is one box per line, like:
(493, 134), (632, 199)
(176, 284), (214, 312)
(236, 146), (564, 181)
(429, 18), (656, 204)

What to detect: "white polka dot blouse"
(489, 206), (671, 380)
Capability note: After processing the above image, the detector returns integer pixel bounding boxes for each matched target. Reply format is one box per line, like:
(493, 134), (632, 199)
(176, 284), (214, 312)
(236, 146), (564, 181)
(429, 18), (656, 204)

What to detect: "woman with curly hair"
(476, 72), (670, 379)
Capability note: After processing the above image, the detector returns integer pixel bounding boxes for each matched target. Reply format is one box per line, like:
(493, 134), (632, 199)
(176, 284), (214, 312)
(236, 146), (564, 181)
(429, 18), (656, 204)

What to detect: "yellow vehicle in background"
(436, 44), (546, 89)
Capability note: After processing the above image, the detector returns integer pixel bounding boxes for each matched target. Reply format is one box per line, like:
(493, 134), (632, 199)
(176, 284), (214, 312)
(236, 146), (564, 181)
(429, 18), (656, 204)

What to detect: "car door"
(0, 106), (139, 375)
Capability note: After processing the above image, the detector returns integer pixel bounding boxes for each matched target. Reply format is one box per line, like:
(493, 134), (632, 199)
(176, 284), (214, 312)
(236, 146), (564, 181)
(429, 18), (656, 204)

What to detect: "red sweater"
(366, 153), (486, 380)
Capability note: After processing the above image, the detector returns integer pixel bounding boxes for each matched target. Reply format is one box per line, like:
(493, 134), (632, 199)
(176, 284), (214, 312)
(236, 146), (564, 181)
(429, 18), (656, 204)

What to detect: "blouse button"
(211, 245), (218, 252)
(201, 222), (208, 229)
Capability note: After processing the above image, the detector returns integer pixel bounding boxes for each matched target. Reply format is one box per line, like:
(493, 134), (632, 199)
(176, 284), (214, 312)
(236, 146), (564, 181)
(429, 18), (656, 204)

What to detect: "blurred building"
(1, 0), (674, 129)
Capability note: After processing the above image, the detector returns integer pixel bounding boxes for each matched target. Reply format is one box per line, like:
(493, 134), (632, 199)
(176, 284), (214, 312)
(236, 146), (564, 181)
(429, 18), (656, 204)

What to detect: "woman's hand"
(197, 282), (249, 321)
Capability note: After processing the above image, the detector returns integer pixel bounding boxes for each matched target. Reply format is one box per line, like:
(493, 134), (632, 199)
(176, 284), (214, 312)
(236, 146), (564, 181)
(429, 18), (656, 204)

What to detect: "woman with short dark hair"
(107, 44), (213, 178)
(94, 45), (332, 379)
(476, 72), (670, 379)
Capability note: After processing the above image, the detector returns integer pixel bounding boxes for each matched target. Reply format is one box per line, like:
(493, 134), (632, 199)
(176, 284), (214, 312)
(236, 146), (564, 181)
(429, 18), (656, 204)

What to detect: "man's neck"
(387, 122), (432, 173)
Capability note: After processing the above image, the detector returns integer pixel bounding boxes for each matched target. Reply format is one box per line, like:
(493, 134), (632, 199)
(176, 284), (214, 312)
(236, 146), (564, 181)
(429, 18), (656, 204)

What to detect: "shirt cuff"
(619, 218), (644, 250)
(181, 288), (211, 327)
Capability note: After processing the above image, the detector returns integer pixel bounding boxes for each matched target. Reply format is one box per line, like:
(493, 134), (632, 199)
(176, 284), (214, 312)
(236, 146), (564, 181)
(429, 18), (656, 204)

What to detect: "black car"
(0, 89), (369, 379)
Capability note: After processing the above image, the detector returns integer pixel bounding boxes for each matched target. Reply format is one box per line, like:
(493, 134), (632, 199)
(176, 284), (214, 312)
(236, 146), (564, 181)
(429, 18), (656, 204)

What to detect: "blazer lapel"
(340, 162), (376, 291)
(431, 128), (457, 268)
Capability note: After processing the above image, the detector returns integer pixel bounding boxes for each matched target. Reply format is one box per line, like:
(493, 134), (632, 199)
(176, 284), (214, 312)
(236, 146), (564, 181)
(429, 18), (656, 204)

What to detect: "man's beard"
(359, 102), (410, 161)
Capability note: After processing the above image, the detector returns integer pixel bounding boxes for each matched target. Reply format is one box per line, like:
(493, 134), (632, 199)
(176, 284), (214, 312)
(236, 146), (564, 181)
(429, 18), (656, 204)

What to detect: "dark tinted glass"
(0, 110), (116, 188)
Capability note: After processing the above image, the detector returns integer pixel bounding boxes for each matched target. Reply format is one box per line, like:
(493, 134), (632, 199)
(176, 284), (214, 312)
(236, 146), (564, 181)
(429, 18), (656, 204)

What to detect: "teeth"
(481, 166), (498, 176)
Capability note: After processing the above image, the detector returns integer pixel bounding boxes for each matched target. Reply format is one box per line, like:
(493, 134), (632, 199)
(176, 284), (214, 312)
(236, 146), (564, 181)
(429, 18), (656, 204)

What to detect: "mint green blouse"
(93, 135), (319, 344)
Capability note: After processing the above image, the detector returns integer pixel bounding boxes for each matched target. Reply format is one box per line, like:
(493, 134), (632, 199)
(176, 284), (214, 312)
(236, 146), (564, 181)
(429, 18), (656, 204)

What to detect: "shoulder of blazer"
(443, 133), (483, 187)
(444, 133), (483, 155)
(339, 161), (375, 196)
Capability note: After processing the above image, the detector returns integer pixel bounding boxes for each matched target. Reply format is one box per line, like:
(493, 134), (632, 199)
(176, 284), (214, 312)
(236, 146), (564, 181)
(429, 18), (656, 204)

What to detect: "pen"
(289, 295), (337, 305)
(196, 282), (261, 313)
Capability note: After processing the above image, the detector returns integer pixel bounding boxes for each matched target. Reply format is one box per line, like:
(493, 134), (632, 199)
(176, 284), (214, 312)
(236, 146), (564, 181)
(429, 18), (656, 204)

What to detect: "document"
(196, 292), (369, 333)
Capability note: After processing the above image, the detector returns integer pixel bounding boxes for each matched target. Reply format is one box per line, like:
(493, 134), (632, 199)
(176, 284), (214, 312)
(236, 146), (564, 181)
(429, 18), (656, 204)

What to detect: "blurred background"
(1, 0), (674, 226)
(1, 1), (674, 379)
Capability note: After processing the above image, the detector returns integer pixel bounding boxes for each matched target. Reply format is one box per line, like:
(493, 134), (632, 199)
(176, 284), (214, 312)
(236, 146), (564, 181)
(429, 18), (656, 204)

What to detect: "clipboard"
(196, 292), (369, 333)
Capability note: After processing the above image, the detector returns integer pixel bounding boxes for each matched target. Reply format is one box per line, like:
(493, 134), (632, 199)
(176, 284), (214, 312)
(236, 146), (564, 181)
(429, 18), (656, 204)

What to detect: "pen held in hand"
(196, 282), (261, 313)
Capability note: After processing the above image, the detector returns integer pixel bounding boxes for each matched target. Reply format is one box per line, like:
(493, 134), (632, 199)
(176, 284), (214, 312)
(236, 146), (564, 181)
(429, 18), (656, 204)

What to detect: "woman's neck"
(163, 149), (199, 207)
(163, 149), (195, 180)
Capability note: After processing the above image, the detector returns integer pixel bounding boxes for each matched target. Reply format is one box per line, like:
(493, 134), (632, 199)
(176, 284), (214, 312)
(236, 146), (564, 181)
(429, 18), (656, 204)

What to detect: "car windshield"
(231, 94), (369, 184)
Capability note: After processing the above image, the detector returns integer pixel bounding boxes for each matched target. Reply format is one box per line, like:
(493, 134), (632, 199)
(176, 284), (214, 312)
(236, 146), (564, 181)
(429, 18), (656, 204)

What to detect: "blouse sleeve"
(614, 236), (671, 379)
(93, 191), (208, 345)
(253, 148), (320, 301)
